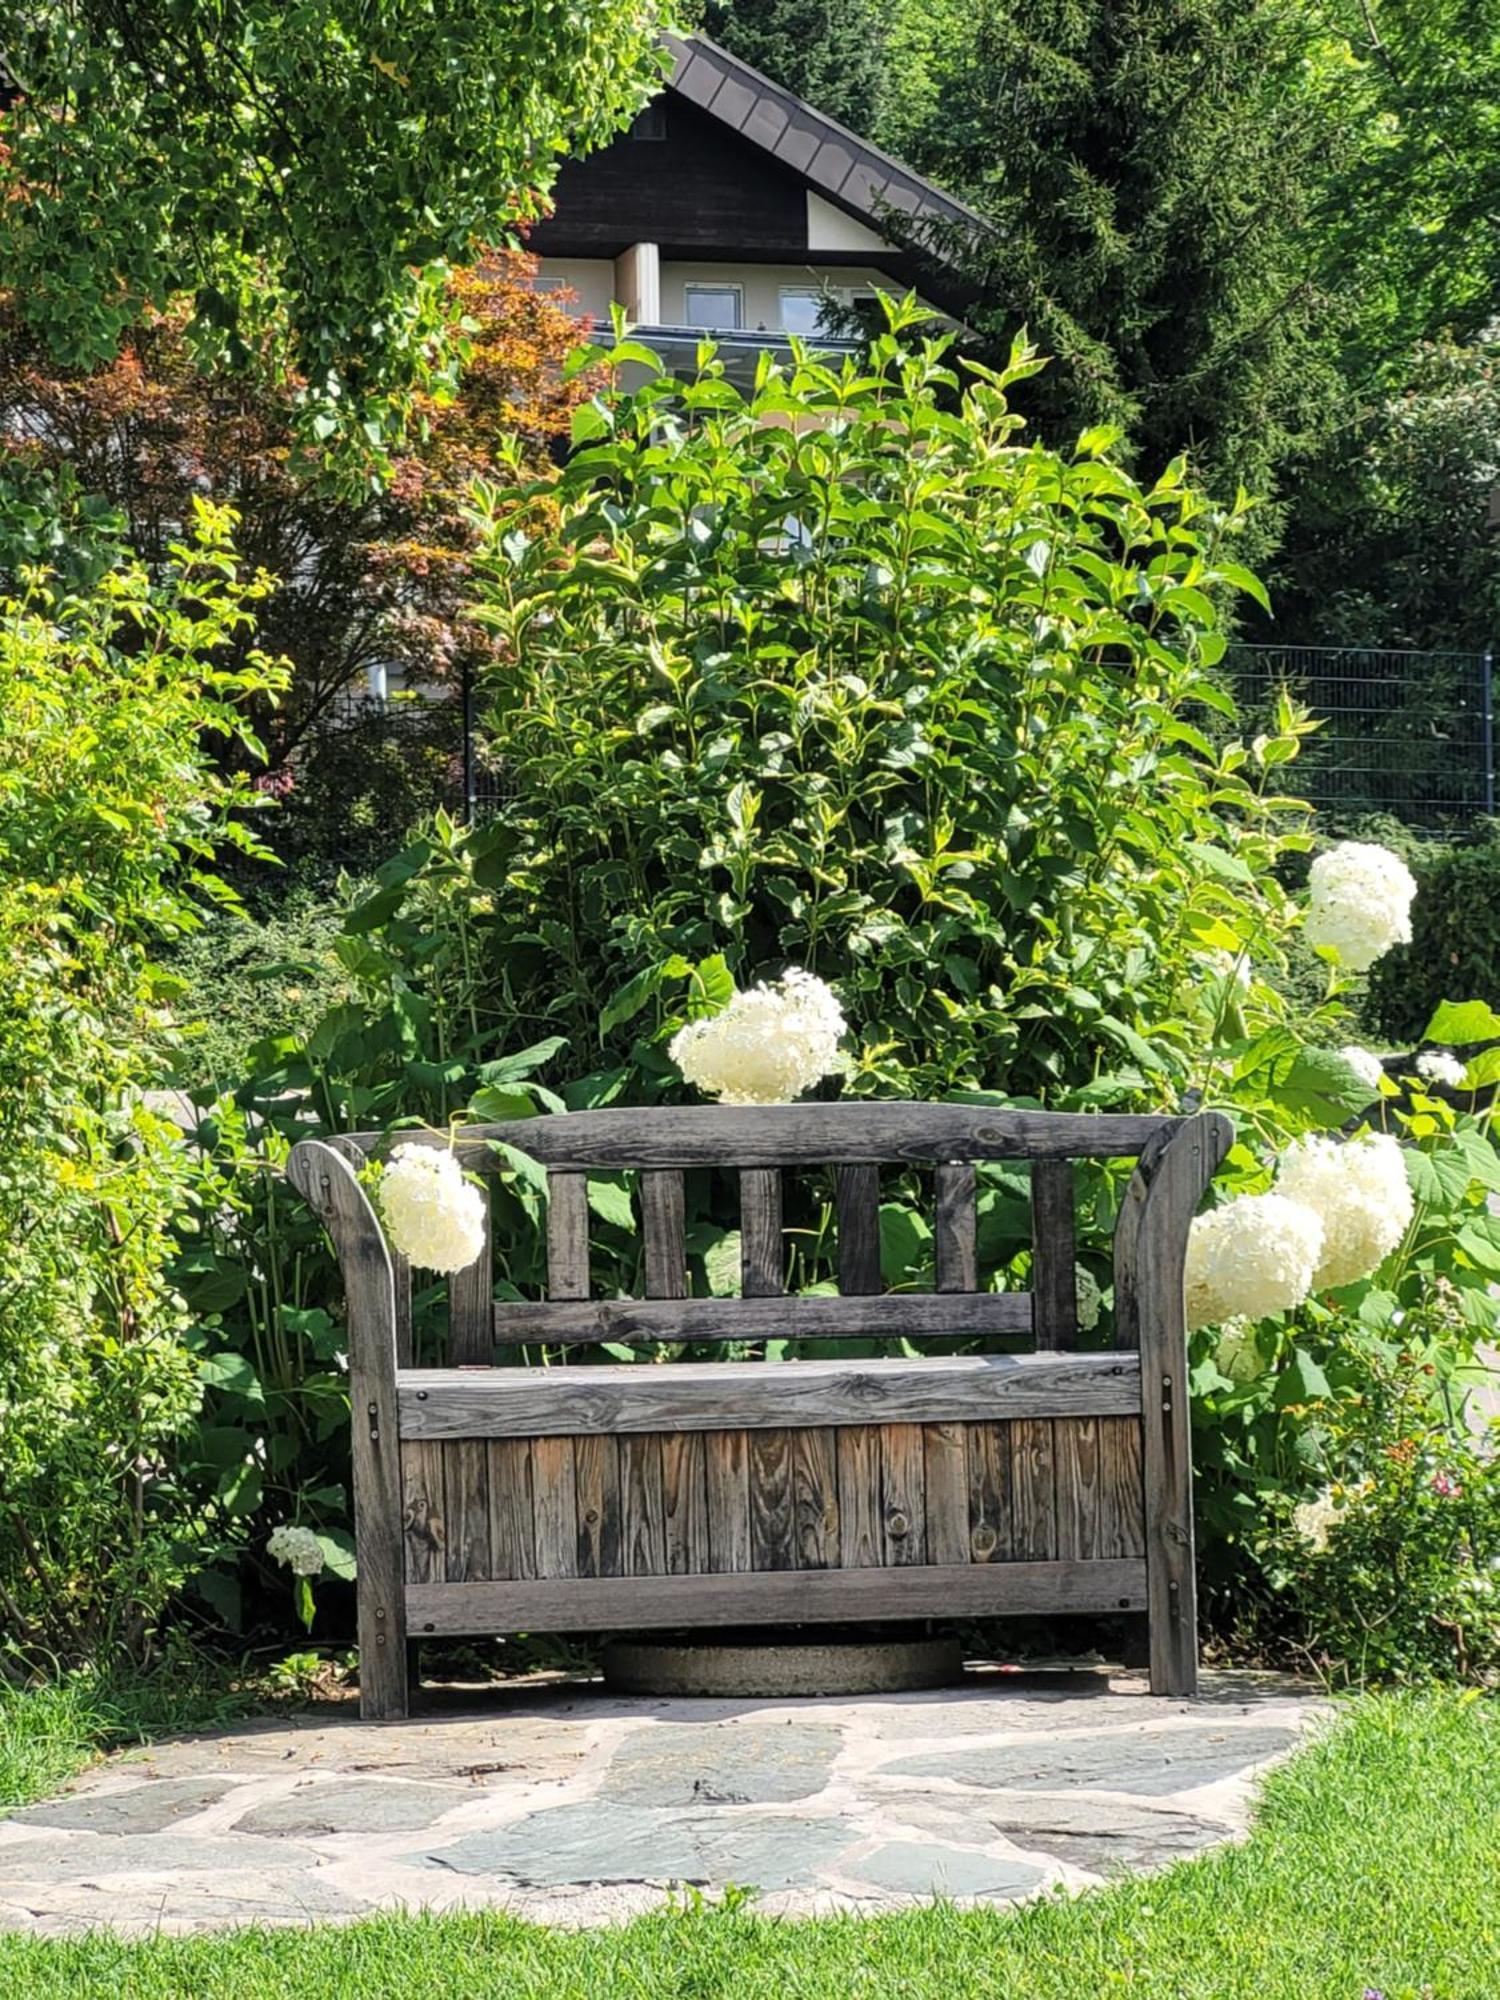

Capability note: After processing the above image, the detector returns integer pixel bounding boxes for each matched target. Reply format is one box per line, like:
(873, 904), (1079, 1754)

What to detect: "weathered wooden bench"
(289, 1103), (1231, 1718)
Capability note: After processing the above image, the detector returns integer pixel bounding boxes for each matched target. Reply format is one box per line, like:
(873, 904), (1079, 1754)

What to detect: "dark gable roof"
(664, 32), (986, 242)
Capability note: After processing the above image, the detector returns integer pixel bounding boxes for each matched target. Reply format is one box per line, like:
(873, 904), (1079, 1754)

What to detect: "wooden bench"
(288, 1103), (1231, 1718)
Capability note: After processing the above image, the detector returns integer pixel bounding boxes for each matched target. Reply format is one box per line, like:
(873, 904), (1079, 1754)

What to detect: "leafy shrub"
(1365, 829), (1500, 1045)
(0, 500), (284, 1664)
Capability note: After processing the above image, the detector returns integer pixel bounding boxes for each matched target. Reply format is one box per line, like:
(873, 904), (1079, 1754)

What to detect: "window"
(628, 102), (668, 140)
(683, 283), (743, 331)
(778, 287), (828, 336)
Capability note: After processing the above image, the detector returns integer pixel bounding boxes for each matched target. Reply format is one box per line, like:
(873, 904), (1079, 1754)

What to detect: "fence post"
(1484, 649), (1496, 819)
(461, 656), (477, 824)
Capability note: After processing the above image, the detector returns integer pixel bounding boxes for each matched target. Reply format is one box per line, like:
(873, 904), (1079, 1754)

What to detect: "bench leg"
(356, 1588), (411, 1720)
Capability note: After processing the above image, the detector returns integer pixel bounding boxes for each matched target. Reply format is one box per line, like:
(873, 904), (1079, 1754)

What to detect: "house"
(527, 32), (982, 380)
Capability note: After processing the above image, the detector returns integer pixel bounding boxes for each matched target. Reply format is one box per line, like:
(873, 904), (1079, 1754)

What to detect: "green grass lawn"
(0, 1689), (1495, 1997)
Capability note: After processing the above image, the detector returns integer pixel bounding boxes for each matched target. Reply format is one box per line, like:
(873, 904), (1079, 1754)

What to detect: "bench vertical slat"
(531, 1436), (579, 1578)
(923, 1422), (970, 1565)
(836, 1426), (883, 1567)
(835, 1163), (882, 1295)
(791, 1428), (839, 1569)
(705, 1431), (752, 1572)
(1097, 1417), (1147, 1557)
(575, 1433), (623, 1577)
(1030, 1160), (1078, 1351)
(934, 1163), (977, 1293)
(740, 1168), (784, 1296)
(641, 1169), (688, 1300)
(546, 1170), (590, 1302)
(881, 1422), (927, 1565)
(449, 1177), (493, 1365)
(621, 1435), (667, 1576)
(662, 1432), (709, 1574)
(749, 1429), (796, 1569)
(967, 1422), (1012, 1562)
(444, 1436), (492, 1581)
(400, 1438), (447, 1584)
(1055, 1417), (1099, 1560)
(330, 1135), (414, 1369)
(487, 1439), (538, 1580)
(1010, 1418), (1059, 1560)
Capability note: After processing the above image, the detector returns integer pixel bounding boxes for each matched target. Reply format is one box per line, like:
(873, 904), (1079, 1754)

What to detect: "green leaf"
(1182, 840), (1253, 884)
(313, 1529), (357, 1581)
(1275, 1347), (1332, 1407)
(600, 965), (661, 1037)
(1423, 999), (1500, 1045)
(478, 1036), (568, 1084)
(198, 1353), (264, 1406)
(468, 1085), (537, 1123)
(703, 1230), (742, 1297)
(1268, 1048), (1378, 1127)
(586, 1174), (635, 1230)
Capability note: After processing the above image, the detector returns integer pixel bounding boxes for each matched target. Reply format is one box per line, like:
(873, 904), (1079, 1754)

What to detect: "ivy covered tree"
(0, 0), (664, 466)
(701, 0), (889, 134)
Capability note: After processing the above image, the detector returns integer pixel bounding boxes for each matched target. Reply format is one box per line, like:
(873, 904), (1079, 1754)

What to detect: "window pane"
(684, 285), (742, 330)
(779, 287), (827, 335)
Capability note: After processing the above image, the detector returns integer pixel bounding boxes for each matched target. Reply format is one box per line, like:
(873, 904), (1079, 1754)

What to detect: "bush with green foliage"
(1365, 830), (1500, 1048)
(0, 501), (284, 1664)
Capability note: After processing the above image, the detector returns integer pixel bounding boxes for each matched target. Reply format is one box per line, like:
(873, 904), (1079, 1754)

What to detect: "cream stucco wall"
(533, 256), (916, 332)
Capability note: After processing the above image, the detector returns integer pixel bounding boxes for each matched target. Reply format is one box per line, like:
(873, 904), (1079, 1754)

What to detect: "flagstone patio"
(0, 1669), (1326, 1936)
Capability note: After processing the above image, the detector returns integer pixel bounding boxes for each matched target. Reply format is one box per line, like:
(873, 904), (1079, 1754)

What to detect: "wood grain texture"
(443, 1439), (491, 1581)
(575, 1433), (623, 1578)
(1096, 1416), (1147, 1558)
(491, 1290), (1032, 1350)
(923, 1422), (971, 1566)
(1009, 1418), (1058, 1562)
(880, 1422), (927, 1565)
(487, 1439), (537, 1580)
(287, 1140), (409, 1718)
(748, 1428), (796, 1570)
(348, 1104), (1186, 1170)
(620, 1435), (667, 1577)
(934, 1162), (978, 1293)
(835, 1163), (882, 1295)
(1030, 1160), (1078, 1351)
(544, 1170), (590, 1304)
(967, 1422), (1011, 1563)
(641, 1170), (688, 1300)
(399, 1439), (447, 1585)
(1114, 1111), (1234, 1694)
(397, 1350), (1140, 1440)
(329, 1136), (413, 1368)
(739, 1169), (784, 1297)
(408, 1559), (1150, 1634)
(791, 1427), (840, 1569)
(705, 1430), (752, 1573)
(837, 1426), (882, 1568)
(662, 1431), (709, 1574)
(448, 1179), (494, 1365)
(1054, 1416), (1100, 1562)
(529, 1435), (579, 1578)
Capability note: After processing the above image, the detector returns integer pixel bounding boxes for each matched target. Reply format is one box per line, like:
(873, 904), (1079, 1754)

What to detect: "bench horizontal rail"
(493, 1290), (1034, 1347)
(406, 1559), (1149, 1634)
(342, 1104), (1186, 1170)
(397, 1350), (1142, 1438)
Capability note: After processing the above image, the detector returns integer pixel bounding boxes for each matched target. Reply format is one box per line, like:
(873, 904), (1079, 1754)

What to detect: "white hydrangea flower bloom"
(378, 1144), (487, 1273)
(1303, 840), (1416, 973)
(1291, 1489), (1340, 1555)
(1074, 1266), (1103, 1333)
(1337, 1045), (1385, 1092)
(670, 969), (846, 1106)
(1184, 1193), (1323, 1331)
(1276, 1131), (1413, 1290)
(1416, 1048), (1467, 1089)
(267, 1525), (325, 1577)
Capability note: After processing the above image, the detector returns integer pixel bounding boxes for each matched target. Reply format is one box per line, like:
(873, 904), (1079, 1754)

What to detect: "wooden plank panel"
(544, 1170), (590, 1304)
(620, 1435), (667, 1577)
(360, 1105), (1185, 1170)
(923, 1422), (971, 1566)
(661, 1431), (710, 1575)
(934, 1163), (977, 1293)
(749, 1429), (796, 1571)
(492, 1291), (1032, 1349)
(641, 1169), (688, 1300)
(487, 1438), (537, 1580)
(1054, 1418), (1100, 1562)
(400, 1349), (1139, 1439)
(1030, 1160), (1078, 1351)
(443, 1439), (491, 1582)
(530, 1435), (578, 1578)
(836, 1164), (882, 1294)
(791, 1427), (839, 1569)
(837, 1427), (883, 1567)
(408, 1558), (1150, 1634)
(705, 1430), (752, 1574)
(575, 1434), (623, 1578)
(1096, 1416), (1146, 1558)
(400, 1439), (447, 1585)
(448, 1179), (494, 1364)
(880, 1422), (927, 1565)
(967, 1422), (1010, 1563)
(740, 1168), (784, 1296)
(1010, 1418), (1058, 1562)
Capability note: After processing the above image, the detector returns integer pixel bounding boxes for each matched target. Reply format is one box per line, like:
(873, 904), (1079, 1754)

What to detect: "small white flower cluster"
(1303, 840), (1416, 974)
(267, 1524), (325, 1577)
(378, 1144), (487, 1273)
(1337, 1045), (1385, 1092)
(670, 970), (846, 1106)
(1416, 1048), (1467, 1089)
(1186, 1132), (1413, 1331)
(1276, 1131), (1413, 1290)
(1290, 1489), (1340, 1555)
(1184, 1193), (1324, 1331)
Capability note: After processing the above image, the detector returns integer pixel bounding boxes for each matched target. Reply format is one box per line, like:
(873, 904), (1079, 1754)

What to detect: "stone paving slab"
(0, 1670), (1326, 1936)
